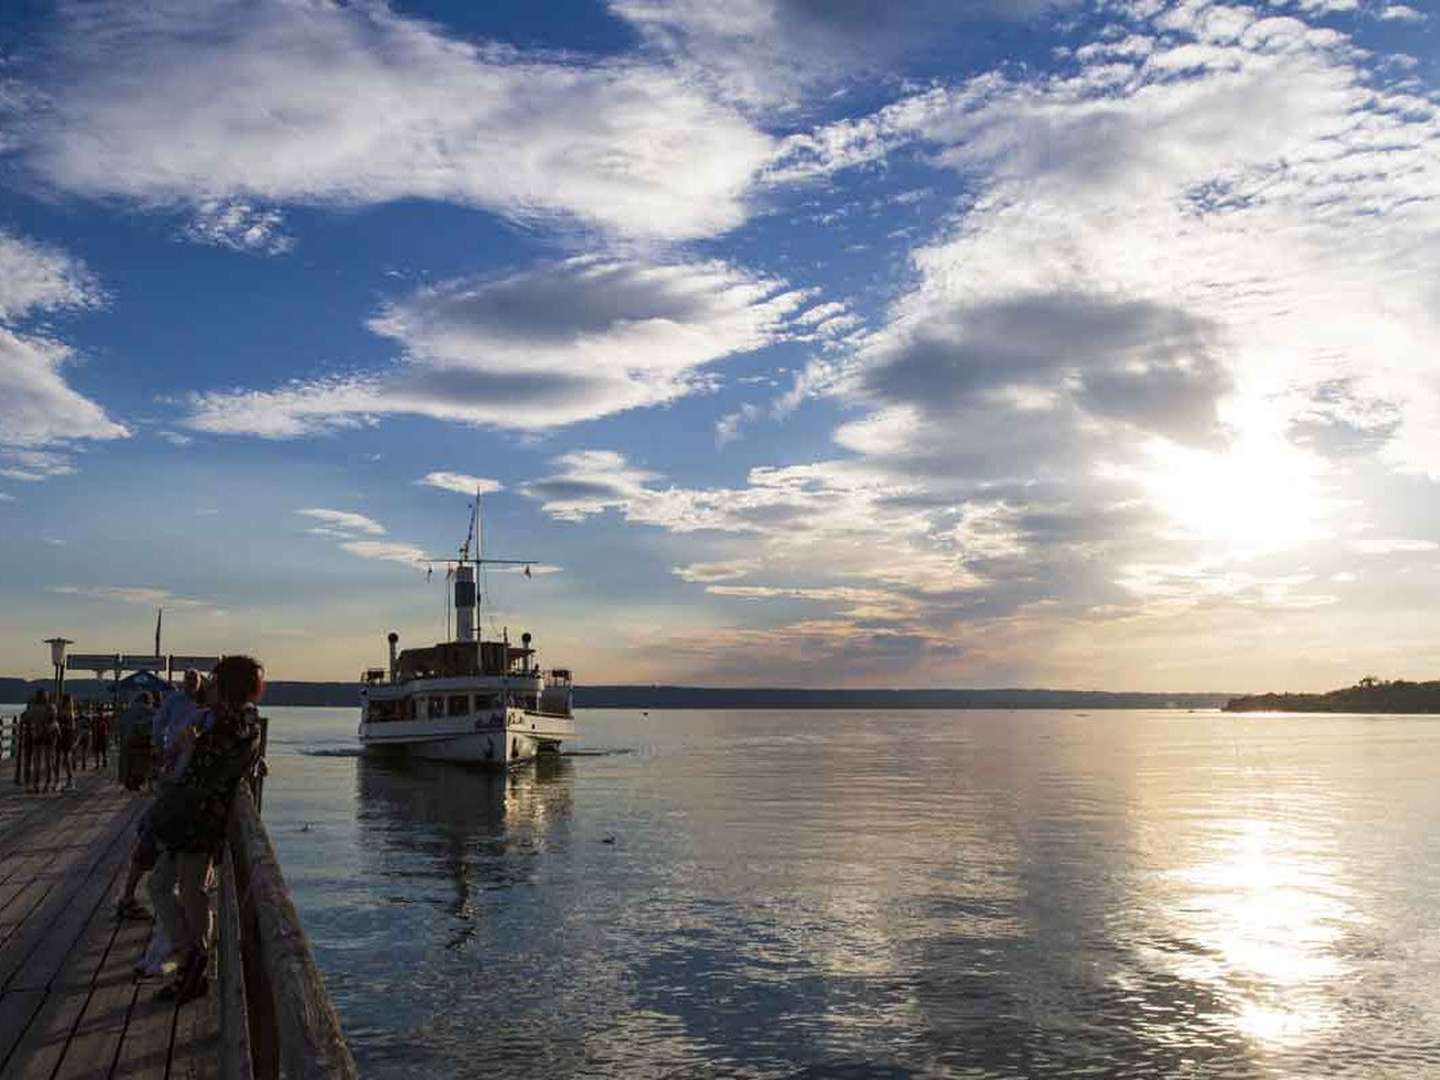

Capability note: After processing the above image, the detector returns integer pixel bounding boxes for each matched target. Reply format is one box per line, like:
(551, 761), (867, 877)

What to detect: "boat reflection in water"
(354, 755), (575, 928)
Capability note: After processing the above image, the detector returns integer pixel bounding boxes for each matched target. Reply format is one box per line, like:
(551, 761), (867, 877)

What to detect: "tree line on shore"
(1224, 677), (1440, 713)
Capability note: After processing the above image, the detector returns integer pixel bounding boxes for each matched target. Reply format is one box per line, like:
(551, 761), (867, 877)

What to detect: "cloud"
(181, 200), (294, 255)
(706, 583), (901, 604)
(672, 560), (759, 583)
(12, 0), (774, 241)
(529, 4), (1435, 683)
(786, 1), (1440, 561)
(49, 584), (217, 610)
(0, 231), (127, 480)
(0, 330), (129, 450)
(416, 472), (503, 496)
(0, 230), (102, 321)
(611, 0), (1076, 105)
(296, 508), (386, 535)
(186, 257), (810, 434)
(857, 293), (1229, 446)
(339, 539), (429, 566)
(1349, 538), (1439, 555)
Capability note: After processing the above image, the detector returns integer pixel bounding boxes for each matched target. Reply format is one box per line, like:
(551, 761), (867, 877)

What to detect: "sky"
(1, 0), (1438, 690)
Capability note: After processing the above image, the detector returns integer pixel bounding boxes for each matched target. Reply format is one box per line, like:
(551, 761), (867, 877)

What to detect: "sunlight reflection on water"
(260, 708), (1440, 1078)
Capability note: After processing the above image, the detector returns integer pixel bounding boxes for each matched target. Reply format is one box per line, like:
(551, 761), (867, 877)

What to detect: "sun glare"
(1129, 435), (1333, 560)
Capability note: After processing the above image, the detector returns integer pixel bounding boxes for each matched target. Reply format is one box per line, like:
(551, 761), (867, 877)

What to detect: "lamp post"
(43, 637), (73, 703)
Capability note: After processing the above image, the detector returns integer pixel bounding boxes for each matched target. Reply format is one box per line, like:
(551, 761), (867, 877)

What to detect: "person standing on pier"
(76, 701), (92, 770)
(56, 694), (77, 790)
(15, 692), (41, 789)
(152, 671), (204, 778)
(94, 704), (110, 769)
(26, 690), (58, 792)
(117, 692), (156, 790)
(151, 655), (265, 1004)
(137, 670), (210, 972)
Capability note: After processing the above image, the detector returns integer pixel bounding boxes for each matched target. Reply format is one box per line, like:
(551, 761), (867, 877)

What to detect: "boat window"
(428, 696), (444, 719)
(448, 694), (468, 717)
(473, 693), (496, 713)
(406, 697), (417, 720)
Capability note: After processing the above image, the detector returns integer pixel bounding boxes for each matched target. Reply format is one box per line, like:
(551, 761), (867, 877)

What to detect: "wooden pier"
(0, 716), (356, 1079)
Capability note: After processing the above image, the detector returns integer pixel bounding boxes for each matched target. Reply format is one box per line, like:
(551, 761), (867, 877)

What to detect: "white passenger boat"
(357, 513), (575, 766)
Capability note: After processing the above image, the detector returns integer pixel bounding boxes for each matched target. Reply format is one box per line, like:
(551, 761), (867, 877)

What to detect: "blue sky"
(1, 0), (1437, 689)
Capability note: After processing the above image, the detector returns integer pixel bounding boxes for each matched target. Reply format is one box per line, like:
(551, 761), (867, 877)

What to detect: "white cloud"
(533, 5), (1437, 683)
(186, 257), (811, 434)
(0, 232), (126, 480)
(296, 508), (386, 536)
(1349, 538), (1439, 555)
(339, 539), (429, 566)
(182, 200), (294, 255)
(416, 472), (503, 496)
(49, 584), (216, 610)
(672, 560), (759, 583)
(15, 0), (774, 241)
(0, 230), (102, 321)
(0, 329), (129, 481)
(611, 0), (1075, 105)
(707, 583), (900, 604)
(1379, 5), (1424, 21)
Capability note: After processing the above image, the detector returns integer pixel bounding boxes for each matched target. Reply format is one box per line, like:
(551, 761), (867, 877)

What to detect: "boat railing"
(218, 718), (357, 1080)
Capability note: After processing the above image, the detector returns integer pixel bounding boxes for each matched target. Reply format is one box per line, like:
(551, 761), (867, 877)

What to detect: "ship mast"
(426, 493), (535, 645)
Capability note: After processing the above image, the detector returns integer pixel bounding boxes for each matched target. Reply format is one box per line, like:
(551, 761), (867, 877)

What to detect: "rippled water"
(258, 707), (1440, 1078)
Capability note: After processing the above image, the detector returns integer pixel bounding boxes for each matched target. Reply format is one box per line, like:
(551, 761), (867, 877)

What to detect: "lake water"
(257, 707), (1440, 1078)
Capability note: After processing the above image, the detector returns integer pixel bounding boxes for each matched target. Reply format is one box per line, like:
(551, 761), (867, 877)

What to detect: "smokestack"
(454, 564), (477, 642)
(387, 631), (399, 681)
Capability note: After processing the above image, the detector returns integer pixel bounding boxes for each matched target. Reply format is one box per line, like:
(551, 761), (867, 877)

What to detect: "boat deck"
(0, 767), (220, 1078)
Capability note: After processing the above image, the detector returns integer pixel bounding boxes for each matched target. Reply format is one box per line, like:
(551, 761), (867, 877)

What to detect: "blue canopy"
(109, 669), (171, 694)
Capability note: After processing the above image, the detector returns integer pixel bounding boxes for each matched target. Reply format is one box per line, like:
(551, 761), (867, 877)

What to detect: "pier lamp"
(44, 637), (73, 701)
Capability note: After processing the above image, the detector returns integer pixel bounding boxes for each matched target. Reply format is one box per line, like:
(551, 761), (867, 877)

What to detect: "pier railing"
(217, 719), (358, 1080)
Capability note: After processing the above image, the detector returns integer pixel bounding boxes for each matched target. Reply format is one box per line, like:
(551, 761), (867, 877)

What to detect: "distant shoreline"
(1224, 678), (1440, 713)
(0, 676), (1231, 711)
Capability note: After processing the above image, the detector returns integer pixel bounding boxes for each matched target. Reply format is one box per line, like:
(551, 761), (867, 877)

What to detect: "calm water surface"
(258, 708), (1440, 1078)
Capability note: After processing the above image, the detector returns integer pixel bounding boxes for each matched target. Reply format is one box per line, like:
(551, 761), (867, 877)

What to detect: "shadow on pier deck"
(0, 725), (355, 1079)
(0, 769), (203, 1077)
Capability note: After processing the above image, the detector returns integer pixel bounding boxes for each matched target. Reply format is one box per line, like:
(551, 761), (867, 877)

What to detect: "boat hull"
(358, 708), (575, 767)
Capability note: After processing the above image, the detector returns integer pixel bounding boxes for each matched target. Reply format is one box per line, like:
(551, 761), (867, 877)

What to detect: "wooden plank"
(0, 773), (109, 865)
(3, 985), (91, 1080)
(7, 813), (138, 991)
(0, 873), (143, 1077)
(0, 988), (45, 1070)
(169, 977), (220, 1080)
(43, 915), (152, 1078)
(0, 879), (58, 954)
(112, 985), (176, 1080)
(0, 796), (144, 990)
